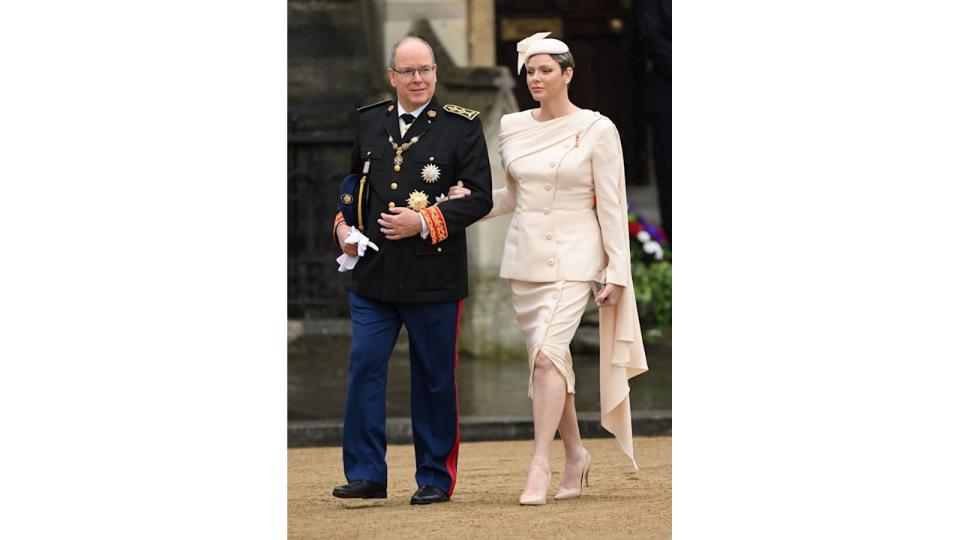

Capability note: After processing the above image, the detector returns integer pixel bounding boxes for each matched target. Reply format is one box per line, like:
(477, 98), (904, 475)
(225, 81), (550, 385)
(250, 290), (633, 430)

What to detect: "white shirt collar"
(397, 101), (429, 119)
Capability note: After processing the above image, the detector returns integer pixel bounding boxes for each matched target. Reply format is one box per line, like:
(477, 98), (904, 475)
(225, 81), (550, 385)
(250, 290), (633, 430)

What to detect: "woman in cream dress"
(450, 33), (648, 505)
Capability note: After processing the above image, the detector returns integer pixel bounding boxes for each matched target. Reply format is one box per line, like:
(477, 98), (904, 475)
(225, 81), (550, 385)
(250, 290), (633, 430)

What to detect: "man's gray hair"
(389, 36), (436, 68)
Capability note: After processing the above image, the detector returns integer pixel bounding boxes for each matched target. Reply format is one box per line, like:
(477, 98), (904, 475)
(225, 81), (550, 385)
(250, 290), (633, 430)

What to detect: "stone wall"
(288, 0), (389, 317)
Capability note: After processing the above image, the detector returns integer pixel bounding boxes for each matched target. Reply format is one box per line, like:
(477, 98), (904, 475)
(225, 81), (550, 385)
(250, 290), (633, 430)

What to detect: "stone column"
(460, 70), (527, 359)
(467, 0), (495, 67)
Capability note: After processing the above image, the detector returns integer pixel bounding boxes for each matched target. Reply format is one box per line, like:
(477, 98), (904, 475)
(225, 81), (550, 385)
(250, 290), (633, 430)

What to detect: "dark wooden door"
(494, 0), (646, 185)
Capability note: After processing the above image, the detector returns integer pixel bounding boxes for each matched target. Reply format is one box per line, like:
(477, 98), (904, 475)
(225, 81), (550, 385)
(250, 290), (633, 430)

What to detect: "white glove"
(336, 227), (379, 272)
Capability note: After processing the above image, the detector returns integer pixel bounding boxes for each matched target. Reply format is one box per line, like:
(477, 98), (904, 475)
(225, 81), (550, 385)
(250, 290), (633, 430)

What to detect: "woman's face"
(525, 54), (571, 103)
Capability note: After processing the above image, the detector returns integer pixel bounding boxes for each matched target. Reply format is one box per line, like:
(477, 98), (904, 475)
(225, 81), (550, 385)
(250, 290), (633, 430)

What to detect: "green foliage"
(633, 256), (672, 330)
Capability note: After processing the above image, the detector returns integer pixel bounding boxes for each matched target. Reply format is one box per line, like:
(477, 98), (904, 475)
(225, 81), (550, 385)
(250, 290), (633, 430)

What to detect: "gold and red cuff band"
(421, 205), (448, 245)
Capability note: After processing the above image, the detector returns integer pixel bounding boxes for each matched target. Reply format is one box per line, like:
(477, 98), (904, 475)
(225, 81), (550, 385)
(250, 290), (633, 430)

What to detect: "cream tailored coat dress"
(485, 109), (649, 467)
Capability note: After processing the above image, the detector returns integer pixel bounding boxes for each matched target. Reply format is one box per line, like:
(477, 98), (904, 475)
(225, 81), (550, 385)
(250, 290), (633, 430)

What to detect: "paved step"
(288, 410), (671, 447)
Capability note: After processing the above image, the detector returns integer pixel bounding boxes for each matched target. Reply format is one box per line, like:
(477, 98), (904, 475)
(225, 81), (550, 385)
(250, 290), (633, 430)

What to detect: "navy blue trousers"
(342, 292), (462, 495)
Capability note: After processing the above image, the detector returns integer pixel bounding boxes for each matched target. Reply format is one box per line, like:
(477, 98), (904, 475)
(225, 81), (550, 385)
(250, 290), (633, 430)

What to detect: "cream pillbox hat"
(516, 32), (570, 74)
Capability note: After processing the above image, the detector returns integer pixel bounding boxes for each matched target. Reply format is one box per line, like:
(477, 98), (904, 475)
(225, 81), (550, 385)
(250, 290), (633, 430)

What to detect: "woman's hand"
(447, 181), (471, 199)
(595, 283), (625, 308)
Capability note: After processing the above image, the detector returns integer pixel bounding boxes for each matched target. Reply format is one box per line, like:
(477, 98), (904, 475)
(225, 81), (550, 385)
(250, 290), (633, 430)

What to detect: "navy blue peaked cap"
(338, 173), (369, 231)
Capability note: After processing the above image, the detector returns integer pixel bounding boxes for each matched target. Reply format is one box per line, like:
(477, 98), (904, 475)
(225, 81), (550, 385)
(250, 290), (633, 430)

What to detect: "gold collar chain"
(388, 134), (422, 172)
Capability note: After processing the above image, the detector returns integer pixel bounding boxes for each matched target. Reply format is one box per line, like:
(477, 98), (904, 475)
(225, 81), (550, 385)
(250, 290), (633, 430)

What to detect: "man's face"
(388, 41), (437, 111)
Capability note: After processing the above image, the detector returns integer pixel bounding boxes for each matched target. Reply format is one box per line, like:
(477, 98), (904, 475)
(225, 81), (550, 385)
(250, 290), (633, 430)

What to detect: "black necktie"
(399, 113), (415, 138)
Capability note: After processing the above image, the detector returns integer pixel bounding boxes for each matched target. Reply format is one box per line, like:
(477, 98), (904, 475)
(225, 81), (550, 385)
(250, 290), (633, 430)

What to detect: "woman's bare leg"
(521, 352), (567, 499)
(557, 393), (588, 489)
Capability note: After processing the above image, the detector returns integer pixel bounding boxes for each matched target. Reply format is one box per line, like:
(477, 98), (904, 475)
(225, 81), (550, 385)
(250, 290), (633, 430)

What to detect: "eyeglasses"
(391, 65), (436, 80)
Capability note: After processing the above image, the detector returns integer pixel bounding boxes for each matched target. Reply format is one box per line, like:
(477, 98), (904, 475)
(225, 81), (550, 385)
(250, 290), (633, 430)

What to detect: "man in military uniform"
(331, 36), (493, 505)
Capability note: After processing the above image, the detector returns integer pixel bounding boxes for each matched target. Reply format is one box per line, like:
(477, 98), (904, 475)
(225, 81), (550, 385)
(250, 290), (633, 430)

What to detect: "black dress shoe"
(332, 480), (387, 499)
(410, 485), (450, 505)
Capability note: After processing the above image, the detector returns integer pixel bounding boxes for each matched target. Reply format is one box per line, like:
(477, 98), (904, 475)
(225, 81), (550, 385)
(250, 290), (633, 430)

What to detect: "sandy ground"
(288, 436), (671, 539)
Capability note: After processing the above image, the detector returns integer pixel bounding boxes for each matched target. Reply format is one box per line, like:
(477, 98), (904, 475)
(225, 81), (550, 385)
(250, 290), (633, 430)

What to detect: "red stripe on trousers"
(445, 300), (463, 496)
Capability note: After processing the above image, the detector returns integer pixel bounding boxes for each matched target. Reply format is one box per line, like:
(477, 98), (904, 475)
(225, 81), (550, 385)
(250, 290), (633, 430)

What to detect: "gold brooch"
(420, 163), (441, 184)
(406, 190), (429, 212)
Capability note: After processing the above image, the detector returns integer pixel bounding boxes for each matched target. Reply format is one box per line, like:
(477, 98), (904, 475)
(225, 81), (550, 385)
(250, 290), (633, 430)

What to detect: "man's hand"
(378, 207), (422, 240)
(336, 223), (358, 257)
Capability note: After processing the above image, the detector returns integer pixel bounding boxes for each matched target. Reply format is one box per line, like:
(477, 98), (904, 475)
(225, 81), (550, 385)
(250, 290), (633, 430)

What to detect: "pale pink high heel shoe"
(519, 461), (551, 506)
(555, 448), (591, 500)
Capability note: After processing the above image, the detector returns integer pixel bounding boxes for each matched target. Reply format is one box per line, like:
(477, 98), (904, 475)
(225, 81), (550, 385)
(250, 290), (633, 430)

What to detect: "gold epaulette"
(356, 99), (392, 112)
(443, 104), (480, 121)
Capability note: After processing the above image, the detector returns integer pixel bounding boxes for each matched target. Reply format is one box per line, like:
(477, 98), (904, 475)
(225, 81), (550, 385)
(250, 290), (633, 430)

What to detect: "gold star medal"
(420, 163), (441, 184)
(406, 190), (429, 212)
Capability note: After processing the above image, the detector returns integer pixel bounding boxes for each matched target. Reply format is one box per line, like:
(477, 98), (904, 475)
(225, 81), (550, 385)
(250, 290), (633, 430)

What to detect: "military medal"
(388, 134), (421, 172)
(420, 163), (441, 184)
(406, 190), (429, 212)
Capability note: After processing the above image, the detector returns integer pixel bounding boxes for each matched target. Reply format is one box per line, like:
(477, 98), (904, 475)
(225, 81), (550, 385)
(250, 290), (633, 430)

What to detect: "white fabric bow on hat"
(516, 32), (551, 74)
(336, 226), (379, 272)
(516, 31), (570, 74)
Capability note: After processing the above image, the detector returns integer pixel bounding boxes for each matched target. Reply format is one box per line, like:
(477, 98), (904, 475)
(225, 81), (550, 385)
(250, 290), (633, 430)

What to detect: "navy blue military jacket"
(344, 96), (493, 303)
